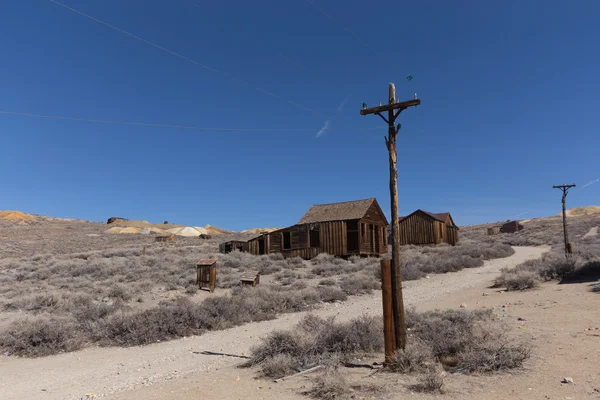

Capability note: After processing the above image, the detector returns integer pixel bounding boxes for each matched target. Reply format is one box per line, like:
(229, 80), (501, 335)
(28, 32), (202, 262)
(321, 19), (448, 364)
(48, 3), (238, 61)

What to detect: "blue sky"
(1, 0), (598, 230)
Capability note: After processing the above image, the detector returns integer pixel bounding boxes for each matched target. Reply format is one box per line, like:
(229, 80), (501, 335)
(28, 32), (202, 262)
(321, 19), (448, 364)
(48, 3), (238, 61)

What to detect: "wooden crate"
(156, 235), (175, 242)
(197, 259), (217, 293)
(240, 271), (260, 287)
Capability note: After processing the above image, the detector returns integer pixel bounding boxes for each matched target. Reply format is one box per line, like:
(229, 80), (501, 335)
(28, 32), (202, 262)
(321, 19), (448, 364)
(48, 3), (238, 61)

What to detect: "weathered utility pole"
(360, 84), (420, 359)
(553, 184), (576, 255)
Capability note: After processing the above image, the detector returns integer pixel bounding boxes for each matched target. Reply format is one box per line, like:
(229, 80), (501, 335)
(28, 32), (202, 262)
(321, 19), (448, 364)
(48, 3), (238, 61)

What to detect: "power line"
(48, 0), (323, 117)
(185, 0), (310, 73)
(0, 110), (381, 133)
(305, 0), (381, 58)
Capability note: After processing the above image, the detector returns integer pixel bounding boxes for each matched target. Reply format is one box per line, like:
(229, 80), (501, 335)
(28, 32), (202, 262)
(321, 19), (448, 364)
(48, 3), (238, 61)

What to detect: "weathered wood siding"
(446, 225), (459, 245)
(399, 212), (438, 245)
(399, 212), (458, 246)
(320, 221), (346, 257)
(280, 248), (320, 259)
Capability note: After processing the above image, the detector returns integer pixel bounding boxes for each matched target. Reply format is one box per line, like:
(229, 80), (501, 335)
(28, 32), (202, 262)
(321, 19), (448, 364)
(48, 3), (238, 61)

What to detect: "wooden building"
(397, 210), (459, 246)
(500, 220), (524, 234)
(219, 240), (247, 254)
(487, 226), (501, 235)
(245, 198), (389, 259)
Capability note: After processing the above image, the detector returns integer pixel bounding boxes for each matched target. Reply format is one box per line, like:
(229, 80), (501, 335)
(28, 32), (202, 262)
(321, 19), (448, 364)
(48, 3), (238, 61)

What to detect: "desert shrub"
(495, 248), (600, 290)
(307, 368), (350, 400)
(406, 309), (530, 372)
(316, 287), (348, 302)
(0, 317), (83, 357)
(249, 314), (383, 376)
(390, 338), (434, 373)
(185, 284), (198, 295)
(3, 293), (62, 313)
(494, 270), (540, 291)
(107, 284), (133, 301)
(258, 353), (298, 378)
(94, 297), (207, 346)
(65, 294), (125, 324)
(318, 278), (337, 286)
(401, 262), (426, 281)
(339, 274), (380, 295)
(412, 365), (445, 393)
(91, 286), (338, 349)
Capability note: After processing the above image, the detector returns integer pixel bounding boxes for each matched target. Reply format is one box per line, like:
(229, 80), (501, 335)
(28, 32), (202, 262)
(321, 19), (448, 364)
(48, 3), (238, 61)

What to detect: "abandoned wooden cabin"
(500, 220), (524, 234)
(155, 234), (175, 242)
(487, 226), (501, 235)
(245, 198), (389, 259)
(397, 210), (459, 246)
(219, 240), (247, 254)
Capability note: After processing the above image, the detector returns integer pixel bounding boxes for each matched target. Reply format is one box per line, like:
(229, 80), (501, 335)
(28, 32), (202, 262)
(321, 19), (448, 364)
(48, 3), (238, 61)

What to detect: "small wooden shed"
(397, 210), (459, 246)
(156, 234), (175, 242)
(197, 259), (217, 292)
(500, 221), (524, 234)
(240, 271), (260, 287)
(487, 226), (501, 235)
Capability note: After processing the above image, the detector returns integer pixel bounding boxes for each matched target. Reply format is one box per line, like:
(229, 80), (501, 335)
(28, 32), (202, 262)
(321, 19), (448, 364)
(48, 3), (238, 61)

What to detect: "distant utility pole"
(360, 83), (420, 360)
(553, 183), (576, 255)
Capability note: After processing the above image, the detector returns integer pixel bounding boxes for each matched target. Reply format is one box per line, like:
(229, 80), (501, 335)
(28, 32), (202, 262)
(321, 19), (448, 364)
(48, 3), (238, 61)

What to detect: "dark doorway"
(346, 220), (359, 253)
(374, 226), (380, 254)
(258, 238), (265, 255)
(310, 228), (320, 248)
(282, 231), (291, 250)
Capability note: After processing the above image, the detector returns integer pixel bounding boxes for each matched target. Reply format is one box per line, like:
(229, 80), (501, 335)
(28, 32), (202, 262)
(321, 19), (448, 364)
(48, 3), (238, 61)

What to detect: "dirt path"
(0, 246), (548, 400)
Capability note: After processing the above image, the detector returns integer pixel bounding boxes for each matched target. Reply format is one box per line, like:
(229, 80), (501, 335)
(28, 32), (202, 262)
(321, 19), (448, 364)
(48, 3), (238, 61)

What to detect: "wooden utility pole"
(360, 84), (420, 354)
(553, 184), (576, 255)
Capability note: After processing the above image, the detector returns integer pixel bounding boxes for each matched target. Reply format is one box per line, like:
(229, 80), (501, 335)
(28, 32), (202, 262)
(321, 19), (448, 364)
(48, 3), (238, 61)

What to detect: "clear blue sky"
(1, 0), (598, 230)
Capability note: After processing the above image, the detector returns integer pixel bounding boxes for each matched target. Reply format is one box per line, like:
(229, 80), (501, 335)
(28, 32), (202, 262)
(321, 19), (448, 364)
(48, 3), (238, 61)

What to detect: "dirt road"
(0, 246), (548, 400)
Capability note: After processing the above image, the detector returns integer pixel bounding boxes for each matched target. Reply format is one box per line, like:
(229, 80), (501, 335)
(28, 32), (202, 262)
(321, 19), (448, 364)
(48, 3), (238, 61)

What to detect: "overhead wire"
(48, 0), (324, 117)
(0, 110), (381, 133)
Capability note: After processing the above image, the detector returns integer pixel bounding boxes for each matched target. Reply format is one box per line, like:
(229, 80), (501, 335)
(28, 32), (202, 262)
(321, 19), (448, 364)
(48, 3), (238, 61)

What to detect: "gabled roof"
(298, 198), (381, 224)
(399, 209), (458, 228)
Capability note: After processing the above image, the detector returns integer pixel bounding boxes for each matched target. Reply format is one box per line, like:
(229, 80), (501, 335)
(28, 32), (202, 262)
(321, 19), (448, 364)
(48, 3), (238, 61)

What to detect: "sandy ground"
(583, 226), (598, 239)
(0, 247), (564, 399)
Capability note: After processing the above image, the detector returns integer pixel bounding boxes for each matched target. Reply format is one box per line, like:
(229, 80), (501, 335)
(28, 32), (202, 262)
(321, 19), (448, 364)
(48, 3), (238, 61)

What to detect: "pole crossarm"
(375, 112), (389, 124)
(360, 99), (421, 116)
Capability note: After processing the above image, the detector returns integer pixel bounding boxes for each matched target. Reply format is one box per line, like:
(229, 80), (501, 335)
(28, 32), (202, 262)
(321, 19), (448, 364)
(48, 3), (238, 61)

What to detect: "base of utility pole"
(380, 259), (396, 365)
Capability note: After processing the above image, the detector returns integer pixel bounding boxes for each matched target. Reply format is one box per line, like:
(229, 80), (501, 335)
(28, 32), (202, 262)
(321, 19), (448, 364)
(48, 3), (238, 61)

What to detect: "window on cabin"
(282, 231), (291, 250)
(310, 228), (320, 248)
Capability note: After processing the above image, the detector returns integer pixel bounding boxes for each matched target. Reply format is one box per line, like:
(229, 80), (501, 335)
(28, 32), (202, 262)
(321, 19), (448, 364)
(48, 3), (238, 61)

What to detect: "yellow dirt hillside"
(0, 210), (36, 221)
(106, 219), (234, 236)
(241, 227), (280, 234)
(560, 205), (600, 217)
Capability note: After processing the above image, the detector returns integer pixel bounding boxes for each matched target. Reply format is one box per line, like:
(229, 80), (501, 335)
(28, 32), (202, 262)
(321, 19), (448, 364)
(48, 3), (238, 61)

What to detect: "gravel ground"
(0, 246), (548, 400)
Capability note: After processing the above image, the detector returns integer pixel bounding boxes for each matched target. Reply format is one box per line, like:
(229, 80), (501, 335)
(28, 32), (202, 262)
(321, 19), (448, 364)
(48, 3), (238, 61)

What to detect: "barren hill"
(560, 205), (600, 217)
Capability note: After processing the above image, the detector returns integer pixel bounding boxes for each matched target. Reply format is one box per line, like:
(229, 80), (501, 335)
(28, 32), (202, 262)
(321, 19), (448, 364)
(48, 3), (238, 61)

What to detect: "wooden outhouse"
(197, 259), (217, 293)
